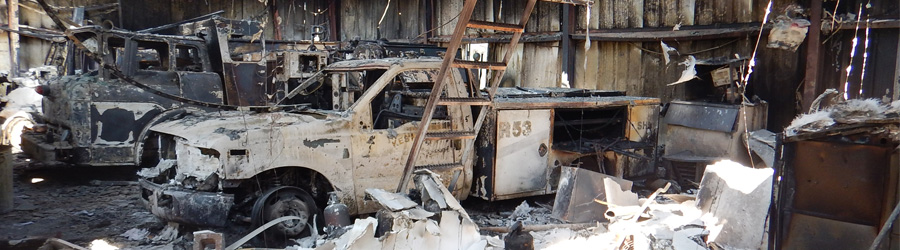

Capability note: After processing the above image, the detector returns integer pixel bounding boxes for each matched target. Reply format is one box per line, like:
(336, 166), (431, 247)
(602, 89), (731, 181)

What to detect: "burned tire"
(251, 186), (320, 246)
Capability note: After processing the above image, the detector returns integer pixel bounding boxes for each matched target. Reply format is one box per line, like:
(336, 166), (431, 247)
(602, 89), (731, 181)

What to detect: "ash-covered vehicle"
(21, 18), (332, 166)
(137, 56), (660, 238)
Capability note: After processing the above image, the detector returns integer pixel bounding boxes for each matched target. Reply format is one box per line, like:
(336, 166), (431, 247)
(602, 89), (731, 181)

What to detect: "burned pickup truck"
(137, 57), (660, 237)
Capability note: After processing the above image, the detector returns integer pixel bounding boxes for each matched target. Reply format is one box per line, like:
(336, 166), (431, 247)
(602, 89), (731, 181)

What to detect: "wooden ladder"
(397, 0), (584, 192)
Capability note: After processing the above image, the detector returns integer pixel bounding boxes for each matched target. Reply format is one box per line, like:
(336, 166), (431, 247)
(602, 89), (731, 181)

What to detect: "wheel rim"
(265, 192), (310, 236)
(251, 186), (317, 238)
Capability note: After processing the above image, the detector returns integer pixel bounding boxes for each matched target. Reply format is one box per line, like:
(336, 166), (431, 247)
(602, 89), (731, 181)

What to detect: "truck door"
(348, 68), (472, 212)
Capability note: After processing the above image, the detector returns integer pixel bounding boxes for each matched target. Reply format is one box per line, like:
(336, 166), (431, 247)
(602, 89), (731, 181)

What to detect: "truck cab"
(22, 27), (224, 166)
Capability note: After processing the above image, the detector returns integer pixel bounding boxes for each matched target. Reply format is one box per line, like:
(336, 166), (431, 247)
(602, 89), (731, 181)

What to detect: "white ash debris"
(510, 201), (534, 219)
(785, 110), (834, 136)
(887, 100), (900, 116)
(288, 171), (504, 250)
(668, 56), (698, 86)
(831, 98), (886, 122)
(786, 98), (897, 136)
(137, 159), (176, 178)
(526, 199), (712, 250)
(529, 160), (771, 250)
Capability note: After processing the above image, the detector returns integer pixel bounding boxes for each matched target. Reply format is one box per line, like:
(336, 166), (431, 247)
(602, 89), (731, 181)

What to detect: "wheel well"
(133, 108), (200, 167)
(1, 113), (34, 146)
(232, 167), (336, 211)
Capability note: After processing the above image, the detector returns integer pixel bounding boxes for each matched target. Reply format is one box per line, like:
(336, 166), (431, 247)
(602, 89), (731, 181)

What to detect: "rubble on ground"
(525, 161), (770, 250)
(262, 161), (771, 250)
(278, 170), (503, 250)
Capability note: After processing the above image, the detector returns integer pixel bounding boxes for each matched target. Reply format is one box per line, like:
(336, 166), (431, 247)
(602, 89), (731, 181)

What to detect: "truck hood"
(149, 110), (346, 149)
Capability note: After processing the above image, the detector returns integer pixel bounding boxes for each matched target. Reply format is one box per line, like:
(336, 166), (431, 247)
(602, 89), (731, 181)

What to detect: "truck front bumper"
(139, 179), (235, 227)
(21, 132), (63, 163)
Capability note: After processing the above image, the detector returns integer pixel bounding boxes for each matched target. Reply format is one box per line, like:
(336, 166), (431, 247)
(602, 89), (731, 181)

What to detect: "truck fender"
(132, 107), (204, 165)
(241, 166), (348, 212)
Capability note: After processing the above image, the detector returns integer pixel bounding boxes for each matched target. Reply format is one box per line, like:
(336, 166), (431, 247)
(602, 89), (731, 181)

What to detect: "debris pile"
(470, 201), (561, 229)
(786, 98), (900, 136)
(285, 170), (504, 250)
(527, 161), (772, 250)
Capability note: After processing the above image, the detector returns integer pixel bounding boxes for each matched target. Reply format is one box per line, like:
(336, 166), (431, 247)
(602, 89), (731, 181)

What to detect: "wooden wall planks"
(8, 0), (828, 130)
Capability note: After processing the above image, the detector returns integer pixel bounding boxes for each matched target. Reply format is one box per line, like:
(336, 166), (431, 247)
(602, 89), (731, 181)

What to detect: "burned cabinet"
(661, 101), (768, 187)
(472, 88), (660, 201)
(772, 128), (900, 250)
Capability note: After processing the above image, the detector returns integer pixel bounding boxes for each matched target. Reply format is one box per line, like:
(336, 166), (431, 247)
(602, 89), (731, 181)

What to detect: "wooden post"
(801, 0), (823, 111)
(0, 145), (13, 213)
(560, 4), (576, 87)
(7, 0), (18, 77)
(424, 0), (434, 39)
(328, 0), (339, 41)
(894, 29), (900, 101)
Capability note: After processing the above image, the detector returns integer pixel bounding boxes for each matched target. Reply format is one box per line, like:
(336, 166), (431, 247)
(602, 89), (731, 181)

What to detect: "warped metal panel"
(664, 101), (739, 132)
(493, 109), (551, 196)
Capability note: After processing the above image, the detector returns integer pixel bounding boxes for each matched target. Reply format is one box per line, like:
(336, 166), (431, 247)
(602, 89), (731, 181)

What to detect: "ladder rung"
(414, 162), (464, 171)
(438, 97), (491, 105)
(467, 20), (524, 32)
(425, 131), (476, 140)
(453, 60), (507, 70)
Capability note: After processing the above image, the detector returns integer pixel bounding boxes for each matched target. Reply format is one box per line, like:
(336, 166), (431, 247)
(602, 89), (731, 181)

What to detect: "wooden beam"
(426, 23), (767, 43)
(7, 0), (18, 77)
(424, 0), (434, 39)
(271, 0), (282, 40)
(830, 19), (900, 30)
(802, 0), (823, 111)
(328, 0), (339, 41)
(895, 28), (900, 101)
(0, 24), (64, 40)
(573, 23), (765, 41)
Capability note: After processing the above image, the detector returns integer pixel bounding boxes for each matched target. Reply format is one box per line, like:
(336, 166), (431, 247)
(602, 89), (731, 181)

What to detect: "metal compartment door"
(493, 109), (551, 197)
